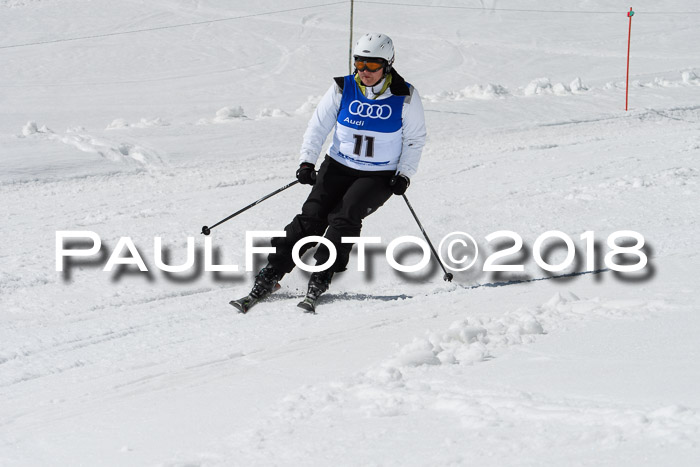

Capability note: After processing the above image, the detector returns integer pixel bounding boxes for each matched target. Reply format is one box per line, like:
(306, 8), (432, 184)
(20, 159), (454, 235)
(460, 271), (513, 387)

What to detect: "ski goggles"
(354, 58), (386, 72)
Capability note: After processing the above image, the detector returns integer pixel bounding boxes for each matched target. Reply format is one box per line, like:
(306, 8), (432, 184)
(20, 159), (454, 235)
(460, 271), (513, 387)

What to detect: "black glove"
(389, 174), (410, 195)
(296, 162), (316, 185)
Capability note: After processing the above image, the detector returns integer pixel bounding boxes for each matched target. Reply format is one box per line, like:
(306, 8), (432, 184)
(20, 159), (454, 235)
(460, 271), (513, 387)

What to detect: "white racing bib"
(330, 75), (408, 171)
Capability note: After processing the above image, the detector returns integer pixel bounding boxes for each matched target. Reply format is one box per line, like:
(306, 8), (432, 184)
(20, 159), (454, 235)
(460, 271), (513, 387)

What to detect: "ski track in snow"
(18, 121), (166, 170)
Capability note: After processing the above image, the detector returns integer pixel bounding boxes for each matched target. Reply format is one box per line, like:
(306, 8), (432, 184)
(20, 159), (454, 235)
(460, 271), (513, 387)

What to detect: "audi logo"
(348, 100), (392, 120)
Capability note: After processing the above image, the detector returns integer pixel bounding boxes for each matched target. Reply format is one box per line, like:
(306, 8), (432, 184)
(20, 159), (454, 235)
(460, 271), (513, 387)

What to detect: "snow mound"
(524, 78), (555, 95)
(654, 77), (679, 88)
(197, 106), (247, 125)
(257, 108), (290, 118)
(524, 77), (587, 96)
(385, 292), (574, 368)
(428, 78), (589, 101)
(570, 77), (589, 93)
(632, 78), (682, 89)
(106, 117), (169, 130)
(386, 291), (666, 369)
(605, 71), (700, 89)
(628, 71), (700, 88)
(216, 106), (245, 120)
(632, 80), (656, 89)
(682, 70), (700, 85)
(20, 120), (52, 136)
(426, 83), (509, 101)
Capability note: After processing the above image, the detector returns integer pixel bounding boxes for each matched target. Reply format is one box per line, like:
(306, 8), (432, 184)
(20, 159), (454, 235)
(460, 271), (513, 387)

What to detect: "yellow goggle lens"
(355, 60), (384, 72)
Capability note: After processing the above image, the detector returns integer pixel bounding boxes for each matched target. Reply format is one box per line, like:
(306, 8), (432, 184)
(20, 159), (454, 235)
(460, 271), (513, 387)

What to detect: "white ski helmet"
(353, 33), (395, 66)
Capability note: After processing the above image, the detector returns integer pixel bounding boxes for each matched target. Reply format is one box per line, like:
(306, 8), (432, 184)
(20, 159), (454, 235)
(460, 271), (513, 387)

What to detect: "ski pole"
(201, 180), (300, 235)
(401, 194), (454, 282)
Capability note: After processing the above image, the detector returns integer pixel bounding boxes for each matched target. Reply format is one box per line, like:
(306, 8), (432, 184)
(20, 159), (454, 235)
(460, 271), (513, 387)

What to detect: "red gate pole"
(625, 7), (634, 111)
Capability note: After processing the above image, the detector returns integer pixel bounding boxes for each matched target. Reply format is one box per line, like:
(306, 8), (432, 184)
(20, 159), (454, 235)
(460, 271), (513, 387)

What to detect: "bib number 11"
(353, 134), (374, 158)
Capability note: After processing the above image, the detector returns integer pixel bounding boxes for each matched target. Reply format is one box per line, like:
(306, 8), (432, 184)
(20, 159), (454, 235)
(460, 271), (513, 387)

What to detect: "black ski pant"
(268, 156), (394, 274)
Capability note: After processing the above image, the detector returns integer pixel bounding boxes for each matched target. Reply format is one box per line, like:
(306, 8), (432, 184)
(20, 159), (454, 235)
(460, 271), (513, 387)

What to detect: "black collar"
(388, 69), (410, 96)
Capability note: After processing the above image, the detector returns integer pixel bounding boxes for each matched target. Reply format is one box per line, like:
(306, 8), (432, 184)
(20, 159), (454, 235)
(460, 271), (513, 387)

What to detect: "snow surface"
(1, 1), (699, 466)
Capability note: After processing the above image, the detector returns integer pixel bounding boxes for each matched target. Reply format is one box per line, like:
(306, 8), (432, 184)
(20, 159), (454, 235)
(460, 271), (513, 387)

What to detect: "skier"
(233, 32), (427, 313)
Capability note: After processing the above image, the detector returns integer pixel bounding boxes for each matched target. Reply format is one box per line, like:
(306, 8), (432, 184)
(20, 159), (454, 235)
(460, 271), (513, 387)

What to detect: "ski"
(229, 283), (281, 313)
(297, 294), (319, 314)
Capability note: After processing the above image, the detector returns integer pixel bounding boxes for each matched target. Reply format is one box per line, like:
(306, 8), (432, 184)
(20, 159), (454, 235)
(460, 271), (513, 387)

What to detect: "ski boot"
(297, 270), (334, 314)
(230, 264), (283, 313)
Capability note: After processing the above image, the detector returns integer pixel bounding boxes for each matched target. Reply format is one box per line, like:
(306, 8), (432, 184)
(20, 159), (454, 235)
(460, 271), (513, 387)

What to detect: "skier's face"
(359, 68), (384, 87)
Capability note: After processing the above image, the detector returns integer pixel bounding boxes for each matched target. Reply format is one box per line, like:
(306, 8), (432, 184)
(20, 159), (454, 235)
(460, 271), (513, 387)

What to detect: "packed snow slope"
(1, 1), (699, 466)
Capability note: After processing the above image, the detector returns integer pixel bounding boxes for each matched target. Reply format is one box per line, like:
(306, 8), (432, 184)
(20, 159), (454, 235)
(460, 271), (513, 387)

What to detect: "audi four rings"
(348, 100), (393, 119)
